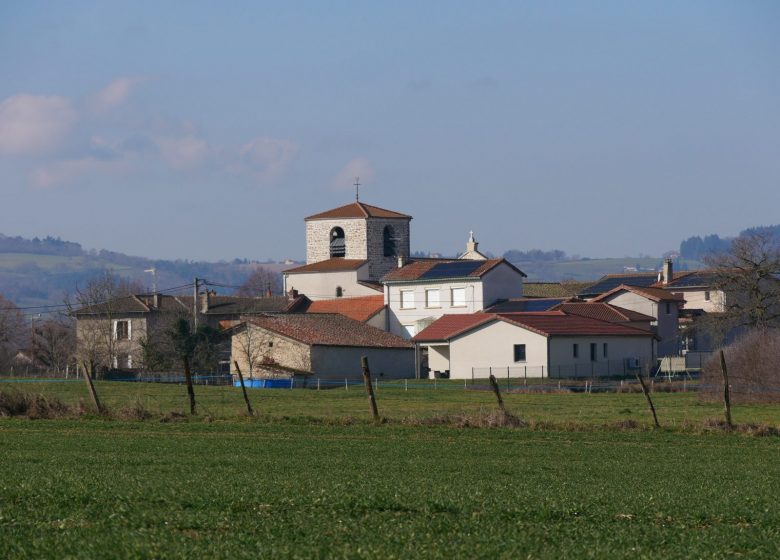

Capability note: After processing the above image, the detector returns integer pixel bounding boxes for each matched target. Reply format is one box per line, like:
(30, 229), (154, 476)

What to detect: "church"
(284, 199), (528, 338)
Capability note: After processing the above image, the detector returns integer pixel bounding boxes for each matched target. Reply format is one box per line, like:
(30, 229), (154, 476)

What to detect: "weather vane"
(354, 176), (360, 201)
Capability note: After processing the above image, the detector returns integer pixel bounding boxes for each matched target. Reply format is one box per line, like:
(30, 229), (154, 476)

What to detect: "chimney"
(662, 259), (673, 285)
(288, 288), (298, 299)
(397, 256), (406, 268)
(153, 293), (161, 309)
(200, 290), (212, 314)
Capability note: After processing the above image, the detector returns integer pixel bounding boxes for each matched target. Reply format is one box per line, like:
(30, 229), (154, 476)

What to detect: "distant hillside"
(0, 233), (299, 308)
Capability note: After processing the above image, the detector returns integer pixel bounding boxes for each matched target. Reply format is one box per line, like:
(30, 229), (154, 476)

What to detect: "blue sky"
(1, 1), (778, 261)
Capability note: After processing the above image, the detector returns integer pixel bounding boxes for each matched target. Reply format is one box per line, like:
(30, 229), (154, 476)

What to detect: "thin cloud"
(91, 76), (147, 113)
(330, 157), (375, 192)
(29, 156), (128, 189)
(156, 135), (211, 169)
(0, 94), (77, 156)
(230, 137), (299, 182)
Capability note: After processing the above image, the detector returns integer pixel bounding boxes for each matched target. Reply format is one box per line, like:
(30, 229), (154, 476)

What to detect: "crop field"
(1, 382), (780, 558)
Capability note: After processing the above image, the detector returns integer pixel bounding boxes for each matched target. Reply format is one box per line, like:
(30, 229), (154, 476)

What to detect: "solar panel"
(671, 273), (717, 287)
(579, 274), (658, 296)
(420, 260), (485, 280)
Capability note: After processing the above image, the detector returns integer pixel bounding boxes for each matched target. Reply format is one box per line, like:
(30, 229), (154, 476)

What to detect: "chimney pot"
(662, 259), (673, 285)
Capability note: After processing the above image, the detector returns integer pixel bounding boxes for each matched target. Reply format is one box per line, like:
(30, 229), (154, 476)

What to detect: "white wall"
(310, 346), (414, 379)
(675, 288), (725, 313)
(601, 291), (679, 357)
(481, 263), (524, 307)
(385, 280), (484, 338)
(284, 265), (380, 301)
(548, 336), (655, 378)
(445, 320), (549, 379)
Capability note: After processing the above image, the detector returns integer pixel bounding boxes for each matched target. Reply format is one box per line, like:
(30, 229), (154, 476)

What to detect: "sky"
(1, 1), (778, 262)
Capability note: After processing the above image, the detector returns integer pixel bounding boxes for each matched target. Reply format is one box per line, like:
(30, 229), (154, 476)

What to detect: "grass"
(2, 381), (780, 558)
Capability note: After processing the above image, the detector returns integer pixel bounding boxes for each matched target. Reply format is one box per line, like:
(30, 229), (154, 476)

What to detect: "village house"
(300, 294), (386, 329)
(413, 311), (656, 379)
(229, 313), (414, 382)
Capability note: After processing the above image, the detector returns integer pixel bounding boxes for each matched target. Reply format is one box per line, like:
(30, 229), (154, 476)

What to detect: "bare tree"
(703, 231), (780, 340)
(0, 295), (25, 372)
(232, 321), (273, 379)
(32, 316), (76, 374)
(236, 267), (282, 297)
(67, 271), (142, 379)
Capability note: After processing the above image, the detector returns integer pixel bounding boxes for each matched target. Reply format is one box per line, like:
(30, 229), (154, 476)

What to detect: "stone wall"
(306, 218), (368, 263)
(365, 218), (411, 280)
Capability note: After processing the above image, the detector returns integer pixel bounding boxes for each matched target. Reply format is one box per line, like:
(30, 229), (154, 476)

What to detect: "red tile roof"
(304, 295), (385, 322)
(245, 313), (412, 348)
(284, 259), (368, 274)
(412, 314), (496, 342)
(413, 311), (654, 342)
(552, 302), (655, 323)
(305, 202), (411, 221)
(592, 284), (685, 303)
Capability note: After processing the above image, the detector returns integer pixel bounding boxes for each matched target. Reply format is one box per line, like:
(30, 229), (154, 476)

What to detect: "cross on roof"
(354, 176), (360, 201)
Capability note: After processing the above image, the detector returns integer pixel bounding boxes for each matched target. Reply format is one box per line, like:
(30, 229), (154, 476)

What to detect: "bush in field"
(700, 329), (780, 404)
(0, 390), (72, 419)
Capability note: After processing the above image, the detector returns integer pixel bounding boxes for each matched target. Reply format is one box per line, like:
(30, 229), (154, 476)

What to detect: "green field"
(2, 383), (780, 558)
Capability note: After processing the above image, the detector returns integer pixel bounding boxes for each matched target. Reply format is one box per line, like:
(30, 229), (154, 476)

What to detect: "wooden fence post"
(720, 350), (733, 429)
(233, 361), (254, 416)
(81, 363), (105, 414)
(488, 374), (507, 417)
(636, 368), (660, 428)
(361, 356), (380, 421)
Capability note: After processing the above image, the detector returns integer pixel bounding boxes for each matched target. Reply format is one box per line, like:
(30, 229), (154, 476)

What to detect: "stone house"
(230, 313), (414, 381)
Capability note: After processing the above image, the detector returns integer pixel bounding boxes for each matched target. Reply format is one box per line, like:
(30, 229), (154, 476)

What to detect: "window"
(114, 353), (132, 369)
(402, 324), (416, 339)
(573, 343), (579, 358)
(425, 289), (440, 308)
(704, 291), (710, 301)
(603, 343), (608, 359)
(114, 320), (130, 340)
(590, 343), (597, 362)
(400, 290), (415, 309)
(665, 302), (671, 315)
(329, 227), (345, 258)
(268, 341), (273, 348)
(383, 225), (398, 257)
(336, 286), (343, 298)
(451, 287), (466, 307)
(513, 344), (526, 362)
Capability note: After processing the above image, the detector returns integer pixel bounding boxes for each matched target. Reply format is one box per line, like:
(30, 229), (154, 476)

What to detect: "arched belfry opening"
(383, 225), (398, 257)
(336, 286), (343, 298)
(330, 227), (345, 258)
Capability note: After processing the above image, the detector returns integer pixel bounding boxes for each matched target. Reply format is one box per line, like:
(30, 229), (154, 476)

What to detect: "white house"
(590, 284), (684, 357)
(413, 311), (656, 379)
(382, 258), (527, 338)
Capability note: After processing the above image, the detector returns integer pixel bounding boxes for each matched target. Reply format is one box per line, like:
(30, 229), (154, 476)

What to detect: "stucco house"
(590, 285), (683, 357)
(230, 313), (414, 381)
(382, 257), (527, 338)
(413, 311), (656, 379)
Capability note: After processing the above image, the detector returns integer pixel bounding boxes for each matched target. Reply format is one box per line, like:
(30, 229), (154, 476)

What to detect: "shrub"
(699, 329), (780, 404)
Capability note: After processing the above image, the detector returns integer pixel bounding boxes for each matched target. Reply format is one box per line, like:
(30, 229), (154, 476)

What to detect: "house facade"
(230, 313), (414, 381)
(414, 312), (656, 379)
(382, 258), (526, 338)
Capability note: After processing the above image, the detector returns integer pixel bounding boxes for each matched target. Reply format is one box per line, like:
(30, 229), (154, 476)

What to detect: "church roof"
(305, 202), (411, 221)
(284, 259), (368, 274)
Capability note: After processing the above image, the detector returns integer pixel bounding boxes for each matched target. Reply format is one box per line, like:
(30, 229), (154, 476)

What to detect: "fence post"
(636, 367), (660, 428)
(488, 374), (508, 418)
(361, 356), (380, 421)
(720, 350), (733, 429)
(345, 378), (348, 391)
(464, 378), (467, 390)
(290, 377), (294, 390)
(524, 366), (527, 386)
(507, 366), (510, 391)
(233, 361), (254, 417)
(405, 379), (408, 392)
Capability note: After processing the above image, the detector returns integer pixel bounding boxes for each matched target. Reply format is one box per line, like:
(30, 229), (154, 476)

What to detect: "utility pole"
(193, 277), (199, 329)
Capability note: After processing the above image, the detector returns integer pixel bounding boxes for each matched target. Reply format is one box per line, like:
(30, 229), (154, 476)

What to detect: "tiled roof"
(245, 313), (412, 348)
(591, 284), (686, 303)
(284, 259), (368, 274)
(383, 258), (526, 282)
(552, 302), (655, 323)
(304, 295), (385, 322)
(523, 282), (589, 298)
(498, 313), (655, 337)
(73, 295), (150, 315)
(657, 270), (719, 289)
(412, 314), (496, 342)
(305, 202), (411, 221)
(484, 298), (568, 313)
(414, 311), (655, 342)
(199, 295), (304, 314)
(357, 280), (384, 293)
